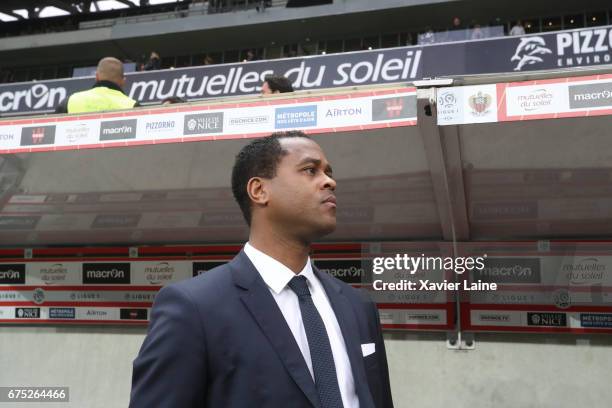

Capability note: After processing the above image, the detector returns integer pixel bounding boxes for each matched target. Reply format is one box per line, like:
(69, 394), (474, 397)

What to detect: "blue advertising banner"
(0, 24), (611, 116)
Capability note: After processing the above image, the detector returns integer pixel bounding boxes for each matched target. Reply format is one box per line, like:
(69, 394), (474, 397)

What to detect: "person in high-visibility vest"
(56, 57), (138, 114)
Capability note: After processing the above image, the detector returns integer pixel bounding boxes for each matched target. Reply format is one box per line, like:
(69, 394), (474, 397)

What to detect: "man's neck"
(94, 80), (124, 94)
(248, 230), (310, 274)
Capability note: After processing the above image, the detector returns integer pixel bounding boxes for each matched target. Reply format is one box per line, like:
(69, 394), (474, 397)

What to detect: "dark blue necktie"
(288, 275), (344, 408)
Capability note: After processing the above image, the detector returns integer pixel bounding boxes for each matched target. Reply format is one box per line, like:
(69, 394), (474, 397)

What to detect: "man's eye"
(303, 168), (316, 175)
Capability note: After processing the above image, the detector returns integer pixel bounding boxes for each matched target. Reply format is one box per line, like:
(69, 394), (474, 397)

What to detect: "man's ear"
(95, 72), (100, 82)
(246, 177), (269, 207)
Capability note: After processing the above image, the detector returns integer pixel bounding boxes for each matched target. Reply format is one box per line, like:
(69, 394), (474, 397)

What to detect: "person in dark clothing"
(161, 96), (187, 104)
(143, 52), (161, 71)
(261, 74), (294, 94)
(129, 132), (394, 408)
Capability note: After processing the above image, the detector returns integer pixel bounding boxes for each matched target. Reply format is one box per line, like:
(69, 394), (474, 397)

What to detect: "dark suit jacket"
(130, 250), (394, 408)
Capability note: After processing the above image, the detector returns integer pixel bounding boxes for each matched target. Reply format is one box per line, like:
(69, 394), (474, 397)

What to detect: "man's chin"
(291, 217), (336, 242)
(316, 220), (337, 238)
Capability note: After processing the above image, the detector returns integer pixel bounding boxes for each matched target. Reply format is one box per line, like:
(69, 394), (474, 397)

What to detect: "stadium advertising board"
(0, 88), (417, 154)
(1, 24), (612, 116)
(437, 73), (612, 125)
(459, 242), (612, 333)
(0, 244), (451, 329)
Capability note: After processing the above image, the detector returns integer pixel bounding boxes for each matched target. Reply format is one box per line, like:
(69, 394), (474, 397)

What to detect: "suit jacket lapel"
(230, 251), (321, 408)
(315, 267), (376, 408)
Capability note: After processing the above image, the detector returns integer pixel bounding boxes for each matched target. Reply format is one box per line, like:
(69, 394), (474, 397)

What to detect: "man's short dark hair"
(232, 131), (309, 226)
(161, 96), (186, 104)
(264, 75), (294, 93)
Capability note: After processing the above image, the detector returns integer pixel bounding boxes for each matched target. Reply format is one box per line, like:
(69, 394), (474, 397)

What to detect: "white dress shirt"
(244, 242), (360, 408)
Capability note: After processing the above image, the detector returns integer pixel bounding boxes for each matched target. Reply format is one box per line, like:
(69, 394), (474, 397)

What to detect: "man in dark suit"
(129, 131), (394, 408)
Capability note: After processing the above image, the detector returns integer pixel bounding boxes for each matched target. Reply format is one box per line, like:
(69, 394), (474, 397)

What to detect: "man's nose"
(323, 174), (336, 191)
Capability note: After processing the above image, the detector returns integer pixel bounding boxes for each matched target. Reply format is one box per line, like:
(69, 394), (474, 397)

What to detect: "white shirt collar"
(244, 242), (315, 294)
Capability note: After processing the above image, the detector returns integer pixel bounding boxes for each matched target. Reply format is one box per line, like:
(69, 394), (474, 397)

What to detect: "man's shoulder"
(166, 262), (235, 303)
(68, 88), (94, 99)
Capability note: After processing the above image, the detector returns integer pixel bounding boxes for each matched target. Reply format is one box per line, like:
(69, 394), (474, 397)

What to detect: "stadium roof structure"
(0, 0), (609, 72)
(0, 0), (158, 19)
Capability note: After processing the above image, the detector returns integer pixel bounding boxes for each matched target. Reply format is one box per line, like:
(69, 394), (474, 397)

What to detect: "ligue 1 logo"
(33, 288), (46, 305)
(437, 91), (457, 109)
(553, 289), (571, 309)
